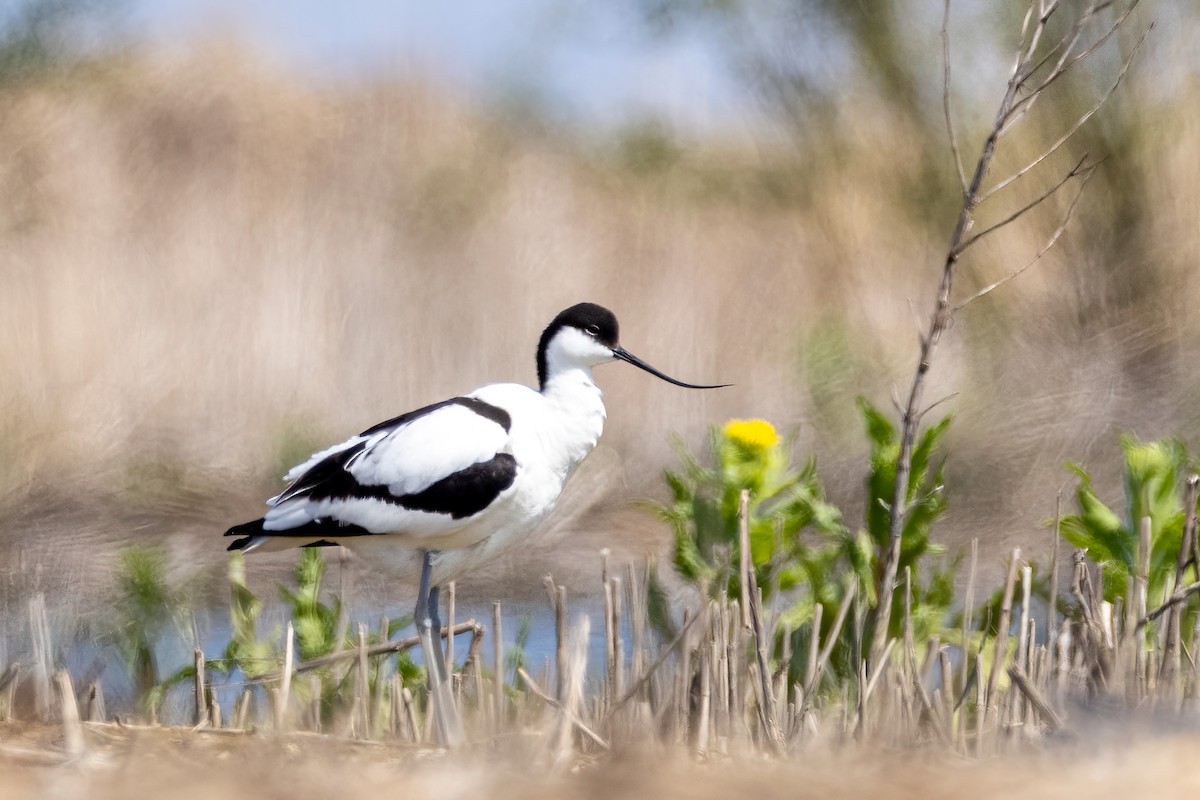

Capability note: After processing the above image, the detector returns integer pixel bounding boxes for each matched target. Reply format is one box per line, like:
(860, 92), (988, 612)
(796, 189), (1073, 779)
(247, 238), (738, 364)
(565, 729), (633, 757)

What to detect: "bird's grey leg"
(428, 584), (448, 681)
(413, 549), (449, 680)
(428, 584), (441, 632)
(414, 548), (435, 629)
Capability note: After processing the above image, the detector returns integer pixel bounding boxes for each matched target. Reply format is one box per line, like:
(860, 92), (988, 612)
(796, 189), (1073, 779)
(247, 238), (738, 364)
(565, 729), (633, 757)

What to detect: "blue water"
(48, 595), (621, 723)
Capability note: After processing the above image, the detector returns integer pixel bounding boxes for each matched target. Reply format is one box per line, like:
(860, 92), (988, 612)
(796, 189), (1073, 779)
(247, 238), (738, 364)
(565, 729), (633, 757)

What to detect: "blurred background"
(0, 0), (1195, 614)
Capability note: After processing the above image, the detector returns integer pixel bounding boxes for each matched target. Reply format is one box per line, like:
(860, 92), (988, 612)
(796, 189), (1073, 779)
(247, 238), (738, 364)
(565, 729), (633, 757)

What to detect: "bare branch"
(955, 165), (1098, 312)
(941, 0), (967, 194)
(983, 23), (1151, 202)
(1029, 1), (1134, 93)
(1137, 580), (1200, 632)
(1018, 0), (1038, 47)
(1001, 0), (1044, 128)
(907, 297), (925, 341)
(865, 0), (1147, 671)
(1007, 666), (1066, 731)
(1010, 0), (1064, 93)
(1040, 0), (1065, 24)
(517, 668), (610, 750)
(917, 392), (959, 422)
(1003, 22), (1088, 132)
(890, 385), (904, 416)
(957, 154), (1094, 255)
(1002, 1), (1141, 133)
(1019, 3), (1094, 89)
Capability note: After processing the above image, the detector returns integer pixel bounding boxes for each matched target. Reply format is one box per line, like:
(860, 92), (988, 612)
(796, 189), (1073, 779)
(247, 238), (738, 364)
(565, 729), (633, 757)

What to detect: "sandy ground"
(4, 719), (1200, 800)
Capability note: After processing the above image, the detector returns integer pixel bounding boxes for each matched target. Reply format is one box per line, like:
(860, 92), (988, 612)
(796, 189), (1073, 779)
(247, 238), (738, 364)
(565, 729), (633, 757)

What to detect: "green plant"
(110, 545), (187, 710)
(1061, 435), (1196, 606)
(503, 615), (533, 700)
(655, 405), (956, 696)
(221, 552), (276, 679)
(857, 398), (955, 644)
(278, 548), (346, 661)
(277, 549), (422, 726)
(782, 400), (955, 687)
(655, 418), (847, 603)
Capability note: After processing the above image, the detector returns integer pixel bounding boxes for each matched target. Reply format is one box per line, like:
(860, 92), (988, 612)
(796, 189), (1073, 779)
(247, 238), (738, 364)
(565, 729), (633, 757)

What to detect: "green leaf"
(646, 565), (678, 641)
(857, 397), (896, 447)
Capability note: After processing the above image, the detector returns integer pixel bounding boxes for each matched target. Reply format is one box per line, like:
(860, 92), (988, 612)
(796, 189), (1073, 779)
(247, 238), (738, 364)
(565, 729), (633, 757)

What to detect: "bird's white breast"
(472, 375), (606, 517)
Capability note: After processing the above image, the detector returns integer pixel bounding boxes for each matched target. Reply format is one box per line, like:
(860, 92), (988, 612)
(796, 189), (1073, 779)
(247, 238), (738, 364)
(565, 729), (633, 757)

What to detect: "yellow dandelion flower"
(723, 419), (780, 451)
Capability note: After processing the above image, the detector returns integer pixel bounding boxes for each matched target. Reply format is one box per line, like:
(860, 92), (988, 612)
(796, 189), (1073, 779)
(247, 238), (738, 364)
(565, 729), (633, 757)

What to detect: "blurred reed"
(0, 9), (1196, 598)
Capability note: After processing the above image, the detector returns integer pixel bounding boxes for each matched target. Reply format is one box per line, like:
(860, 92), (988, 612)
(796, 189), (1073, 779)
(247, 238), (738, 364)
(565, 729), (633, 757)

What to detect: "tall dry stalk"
(868, 0), (1151, 666)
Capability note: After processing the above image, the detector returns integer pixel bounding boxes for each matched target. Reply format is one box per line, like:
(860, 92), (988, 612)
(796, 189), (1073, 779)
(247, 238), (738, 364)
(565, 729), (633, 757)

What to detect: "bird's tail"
(224, 518), (371, 552)
(225, 518), (271, 552)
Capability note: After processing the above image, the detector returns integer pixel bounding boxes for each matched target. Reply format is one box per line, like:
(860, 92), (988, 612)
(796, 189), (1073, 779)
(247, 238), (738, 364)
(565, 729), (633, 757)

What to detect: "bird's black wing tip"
(225, 519), (265, 551)
(225, 518), (265, 537)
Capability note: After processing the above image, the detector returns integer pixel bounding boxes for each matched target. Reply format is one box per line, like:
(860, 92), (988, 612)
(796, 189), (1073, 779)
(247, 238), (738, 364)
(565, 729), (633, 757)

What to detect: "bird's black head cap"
(537, 302), (619, 389)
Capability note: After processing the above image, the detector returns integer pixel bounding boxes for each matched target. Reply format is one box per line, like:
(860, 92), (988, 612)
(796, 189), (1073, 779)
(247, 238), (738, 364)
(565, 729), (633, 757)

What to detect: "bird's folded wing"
(260, 397), (515, 535)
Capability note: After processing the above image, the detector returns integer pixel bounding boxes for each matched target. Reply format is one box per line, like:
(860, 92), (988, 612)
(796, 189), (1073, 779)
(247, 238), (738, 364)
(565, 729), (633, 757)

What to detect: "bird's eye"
(585, 324), (601, 336)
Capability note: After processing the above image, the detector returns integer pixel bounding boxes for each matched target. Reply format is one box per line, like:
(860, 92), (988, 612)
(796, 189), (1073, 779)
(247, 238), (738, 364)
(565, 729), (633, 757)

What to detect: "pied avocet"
(225, 302), (727, 632)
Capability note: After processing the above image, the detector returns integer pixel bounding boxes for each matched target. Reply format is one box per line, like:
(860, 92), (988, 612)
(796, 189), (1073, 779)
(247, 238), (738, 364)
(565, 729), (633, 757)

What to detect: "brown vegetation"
(1, 25), (1196, 595)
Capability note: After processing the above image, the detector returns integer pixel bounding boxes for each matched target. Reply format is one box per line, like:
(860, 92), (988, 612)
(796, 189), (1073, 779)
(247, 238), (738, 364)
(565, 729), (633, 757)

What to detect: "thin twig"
(1137, 581), (1200, 632)
(986, 548), (1022, 710)
(941, 0), (967, 194)
(518, 668), (610, 750)
(956, 155), (1093, 255)
(1019, 5), (1086, 88)
(917, 391), (959, 422)
(739, 490), (783, 750)
(605, 609), (702, 718)
(255, 621), (482, 683)
(1007, 666), (1065, 731)
(984, 21), (1151, 201)
(1001, 0), (1142, 134)
(955, 164), (1097, 311)
(800, 576), (858, 716)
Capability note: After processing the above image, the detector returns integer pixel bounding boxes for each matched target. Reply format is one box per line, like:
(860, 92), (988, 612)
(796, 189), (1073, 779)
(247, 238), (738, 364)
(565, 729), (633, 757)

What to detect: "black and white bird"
(225, 302), (726, 631)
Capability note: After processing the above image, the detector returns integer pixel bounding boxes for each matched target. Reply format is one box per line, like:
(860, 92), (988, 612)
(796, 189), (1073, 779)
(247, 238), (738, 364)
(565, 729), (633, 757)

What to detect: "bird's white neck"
(542, 363), (596, 394)
(537, 366), (607, 476)
(541, 365), (605, 419)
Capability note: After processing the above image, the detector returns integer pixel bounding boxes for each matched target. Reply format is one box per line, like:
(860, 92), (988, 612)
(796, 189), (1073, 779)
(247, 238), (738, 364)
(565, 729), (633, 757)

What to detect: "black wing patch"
(301, 452), (518, 519)
(279, 451), (517, 522)
(395, 453), (517, 519)
(293, 451), (519, 521)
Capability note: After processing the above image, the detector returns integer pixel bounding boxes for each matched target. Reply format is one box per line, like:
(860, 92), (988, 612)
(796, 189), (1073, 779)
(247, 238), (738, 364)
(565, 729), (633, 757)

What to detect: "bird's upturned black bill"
(612, 346), (731, 389)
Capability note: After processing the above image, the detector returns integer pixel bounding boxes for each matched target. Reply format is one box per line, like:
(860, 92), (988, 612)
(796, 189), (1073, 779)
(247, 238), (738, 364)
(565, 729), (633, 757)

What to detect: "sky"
(13, 0), (1184, 136)
(115, 0), (753, 133)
